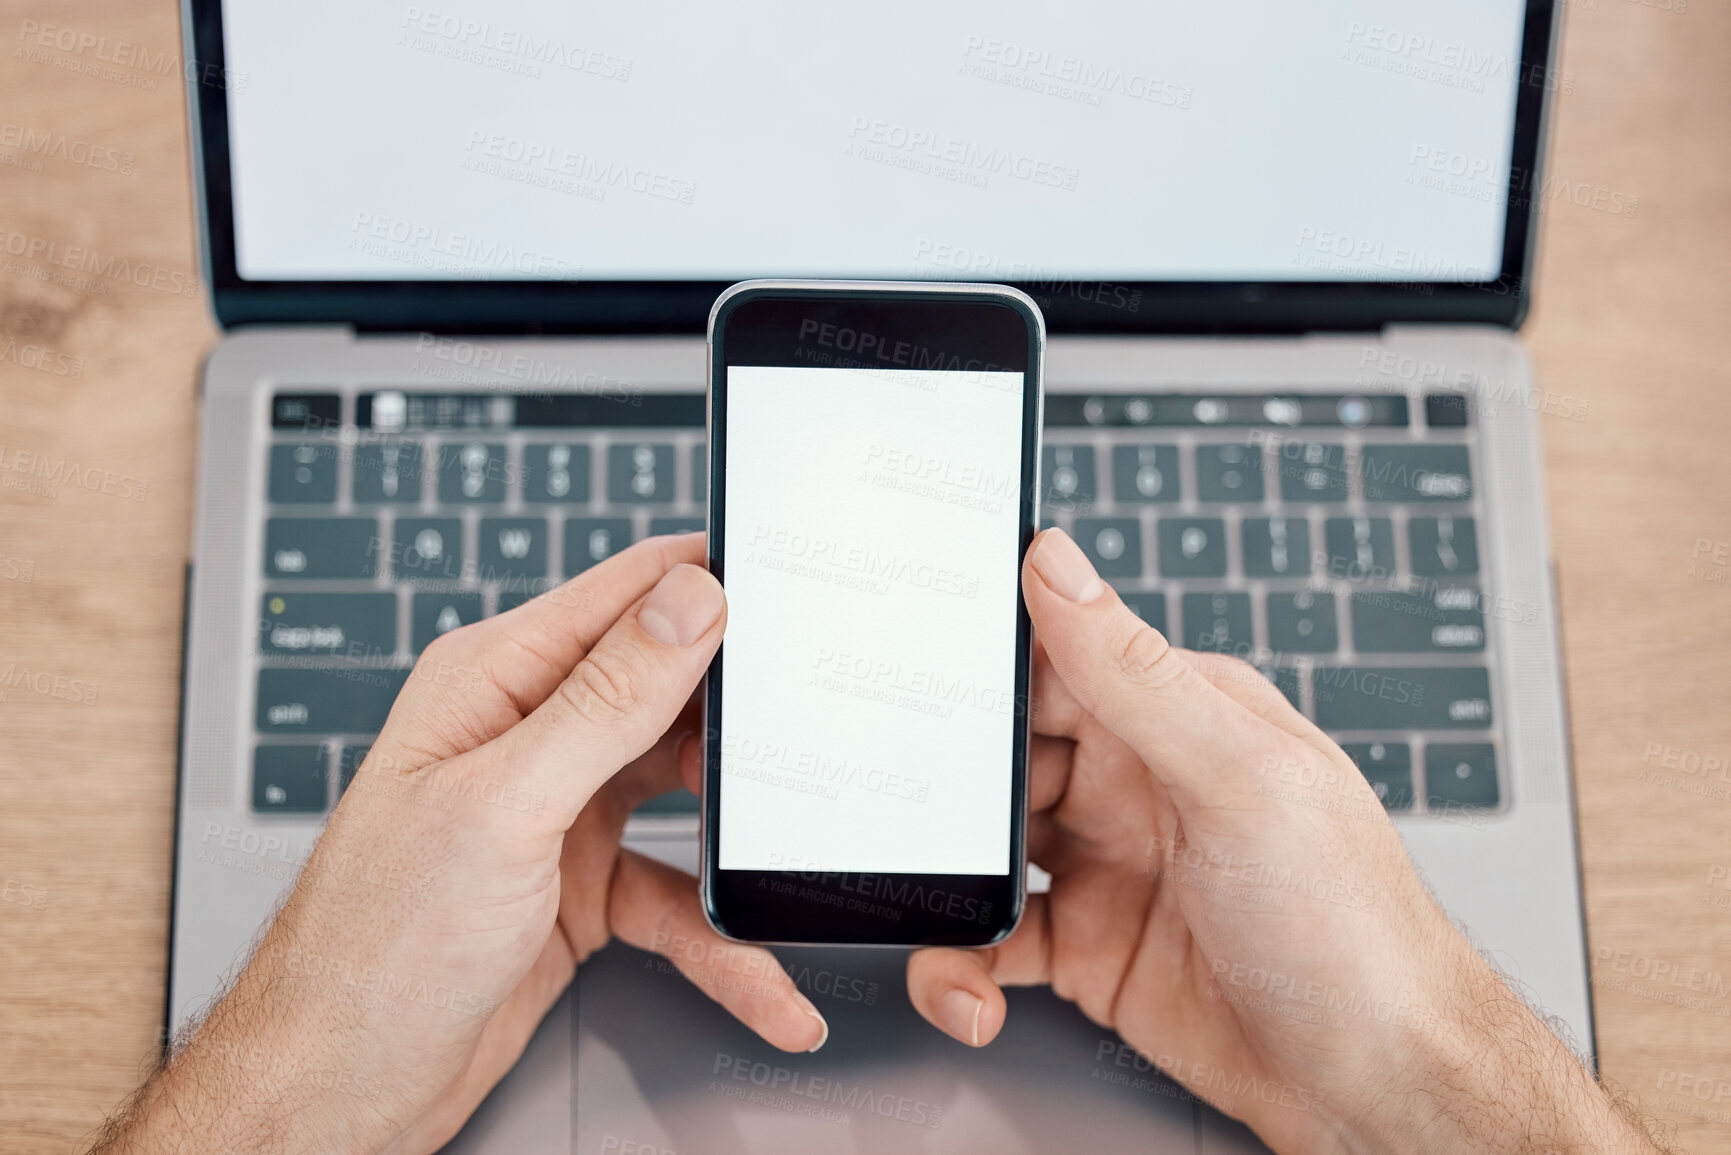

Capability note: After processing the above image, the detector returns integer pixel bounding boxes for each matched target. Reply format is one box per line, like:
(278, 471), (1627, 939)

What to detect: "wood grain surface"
(2, 1), (1727, 1151)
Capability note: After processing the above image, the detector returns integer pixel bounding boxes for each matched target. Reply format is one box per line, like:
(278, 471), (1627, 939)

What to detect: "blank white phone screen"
(718, 364), (1026, 875)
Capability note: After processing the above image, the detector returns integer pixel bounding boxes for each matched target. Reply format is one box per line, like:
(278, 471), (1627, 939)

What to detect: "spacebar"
(256, 667), (411, 733)
(1312, 666), (1492, 730)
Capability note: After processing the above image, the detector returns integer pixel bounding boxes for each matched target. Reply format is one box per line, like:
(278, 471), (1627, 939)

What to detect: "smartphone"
(700, 280), (1043, 947)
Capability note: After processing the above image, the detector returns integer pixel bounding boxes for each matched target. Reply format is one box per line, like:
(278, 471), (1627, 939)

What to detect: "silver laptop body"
(171, 3), (1588, 1151)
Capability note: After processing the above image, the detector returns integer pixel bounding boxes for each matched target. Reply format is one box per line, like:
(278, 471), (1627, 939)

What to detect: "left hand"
(100, 534), (826, 1155)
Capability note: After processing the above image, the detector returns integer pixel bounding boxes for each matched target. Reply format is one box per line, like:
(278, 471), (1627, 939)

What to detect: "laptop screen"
(218, 1), (1530, 287)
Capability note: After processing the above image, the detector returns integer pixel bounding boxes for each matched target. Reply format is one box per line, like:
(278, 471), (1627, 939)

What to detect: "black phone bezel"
(701, 282), (1040, 946)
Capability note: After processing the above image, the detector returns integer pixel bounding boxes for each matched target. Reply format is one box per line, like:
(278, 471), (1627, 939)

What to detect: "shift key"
(1312, 666), (1492, 730)
(256, 667), (409, 733)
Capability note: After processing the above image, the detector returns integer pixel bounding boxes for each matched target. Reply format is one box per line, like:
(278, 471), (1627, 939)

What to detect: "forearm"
(1345, 970), (1666, 1155)
(90, 956), (384, 1155)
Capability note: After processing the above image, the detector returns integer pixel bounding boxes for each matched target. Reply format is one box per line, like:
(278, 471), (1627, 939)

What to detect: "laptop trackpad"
(571, 940), (1271, 1154)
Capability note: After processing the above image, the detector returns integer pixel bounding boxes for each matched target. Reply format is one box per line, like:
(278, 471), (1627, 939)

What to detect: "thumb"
(1022, 528), (1267, 808)
(486, 563), (726, 825)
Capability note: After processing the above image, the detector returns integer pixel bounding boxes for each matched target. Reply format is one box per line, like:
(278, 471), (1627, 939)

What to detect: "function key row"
(263, 514), (706, 582)
(1057, 514), (1478, 580)
(275, 391), (1467, 435)
(269, 440), (708, 507)
(1042, 442), (1473, 509)
(1042, 393), (1443, 429)
(271, 391), (708, 432)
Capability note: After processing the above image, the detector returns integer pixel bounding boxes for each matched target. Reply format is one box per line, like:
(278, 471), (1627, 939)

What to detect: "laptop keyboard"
(252, 387), (1501, 821)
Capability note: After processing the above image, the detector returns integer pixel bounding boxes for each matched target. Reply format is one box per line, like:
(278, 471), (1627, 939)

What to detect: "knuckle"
(414, 627), (468, 673)
(1114, 615), (1183, 691)
(556, 647), (641, 727)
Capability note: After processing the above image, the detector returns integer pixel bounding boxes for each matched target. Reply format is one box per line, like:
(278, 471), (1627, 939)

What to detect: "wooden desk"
(2, 1), (1727, 1150)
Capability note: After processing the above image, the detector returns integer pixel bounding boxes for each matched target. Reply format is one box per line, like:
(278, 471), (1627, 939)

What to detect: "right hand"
(906, 527), (1659, 1155)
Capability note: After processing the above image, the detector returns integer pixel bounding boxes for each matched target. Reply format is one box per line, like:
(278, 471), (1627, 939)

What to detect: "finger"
(1028, 734), (1075, 814)
(1175, 649), (1339, 755)
(374, 534), (706, 764)
(486, 562), (725, 823)
(607, 689), (703, 804)
(906, 894), (1053, 1046)
(1175, 649), (1293, 717)
(677, 729), (702, 796)
(1021, 528), (1270, 807)
(487, 533), (708, 713)
(609, 851), (828, 1053)
(602, 714), (699, 818)
(1029, 639), (1088, 740)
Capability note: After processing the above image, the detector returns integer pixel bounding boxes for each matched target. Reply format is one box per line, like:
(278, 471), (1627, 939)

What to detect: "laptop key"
(1042, 445), (1096, 512)
(1157, 517), (1227, 578)
(565, 517), (633, 575)
(1323, 517), (1394, 582)
(268, 442), (338, 503)
(438, 441), (509, 503)
(259, 592), (396, 660)
(1275, 441), (1349, 502)
(1351, 588), (1486, 652)
(1242, 516), (1312, 578)
(1118, 591), (1167, 634)
(608, 443), (675, 503)
(252, 745), (329, 813)
(1266, 591), (1338, 653)
(1112, 444), (1181, 503)
(1182, 592), (1252, 655)
(478, 518), (549, 586)
(1410, 516), (1479, 576)
(393, 518), (465, 582)
(264, 518), (380, 579)
(1340, 741), (1414, 811)
(522, 443), (592, 503)
(256, 667), (410, 733)
(1361, 445), (1473, 503)
(649, 516), (705, 536)
(1196, 444), (1264, 502)
(1425, 743), (1499, 809)
(1312, 666), (1492, 730)
(412, 591), (484, 654)
(272, 392), (341, 431)
(1074, 517), (1142, 577)
(1424, 393), (1470, 428)
(352, 439), (424, 504)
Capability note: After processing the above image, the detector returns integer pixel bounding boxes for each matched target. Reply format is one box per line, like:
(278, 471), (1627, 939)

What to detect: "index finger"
(373, 533), (705, 763)
(485, 532), (708, 713)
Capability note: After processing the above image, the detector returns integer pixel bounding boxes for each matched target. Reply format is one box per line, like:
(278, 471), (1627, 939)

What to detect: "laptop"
(169, 2), (1590, 1151)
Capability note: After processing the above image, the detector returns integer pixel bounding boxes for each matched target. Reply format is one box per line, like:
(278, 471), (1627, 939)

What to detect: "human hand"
(97, 534), (826, 1155)
(906, 527), (1661, 1155)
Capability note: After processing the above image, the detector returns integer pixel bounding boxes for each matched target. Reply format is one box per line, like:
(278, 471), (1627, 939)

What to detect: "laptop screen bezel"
(185, 0), (1559, 335)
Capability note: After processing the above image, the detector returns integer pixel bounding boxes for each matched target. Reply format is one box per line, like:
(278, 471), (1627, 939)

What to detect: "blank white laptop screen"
(221, 0), (1527, 283)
